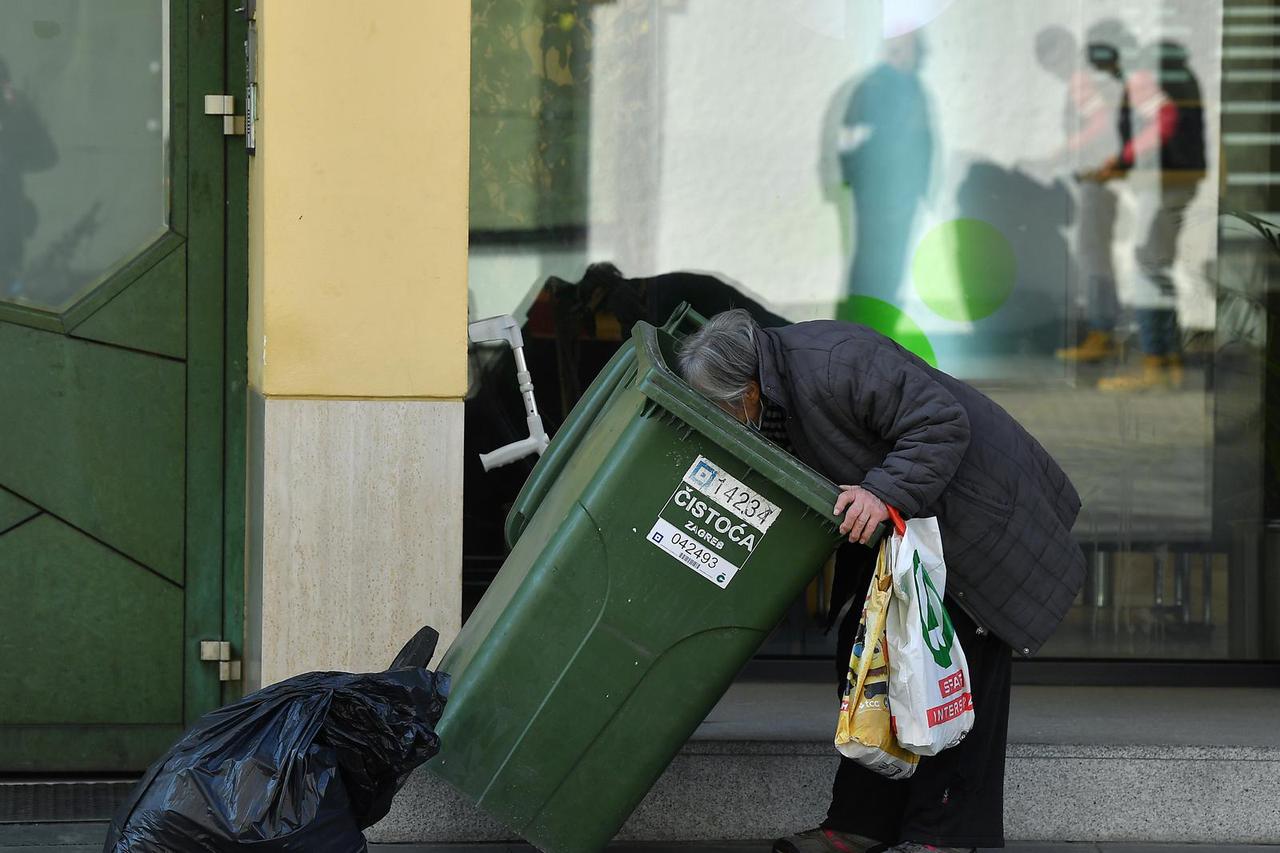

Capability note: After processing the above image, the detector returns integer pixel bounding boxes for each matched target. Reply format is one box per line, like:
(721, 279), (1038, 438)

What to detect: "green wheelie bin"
(430, 319), (847, 852)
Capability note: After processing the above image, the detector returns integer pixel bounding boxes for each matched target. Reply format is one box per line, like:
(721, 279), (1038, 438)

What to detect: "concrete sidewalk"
(0, 823), (1275, 852)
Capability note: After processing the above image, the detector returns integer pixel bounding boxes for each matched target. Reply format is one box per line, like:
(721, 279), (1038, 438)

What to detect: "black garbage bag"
(104, 627), (449, 853)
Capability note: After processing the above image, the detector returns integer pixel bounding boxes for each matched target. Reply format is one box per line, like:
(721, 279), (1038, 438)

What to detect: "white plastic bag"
(884, 513), (975, 756)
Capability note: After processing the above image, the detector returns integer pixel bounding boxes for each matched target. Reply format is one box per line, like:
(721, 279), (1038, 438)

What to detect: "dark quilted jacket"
(756, 321), (1085, 656)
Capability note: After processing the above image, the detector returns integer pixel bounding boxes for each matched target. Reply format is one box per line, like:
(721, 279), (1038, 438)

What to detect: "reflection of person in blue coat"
(838, 33), (933, 300)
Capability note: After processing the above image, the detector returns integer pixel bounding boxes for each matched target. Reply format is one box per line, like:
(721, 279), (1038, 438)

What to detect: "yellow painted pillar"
(245, 0), (470, 686)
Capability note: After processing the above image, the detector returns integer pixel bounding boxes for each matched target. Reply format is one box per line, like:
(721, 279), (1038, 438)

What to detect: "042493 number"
(669, 532), (719, 568)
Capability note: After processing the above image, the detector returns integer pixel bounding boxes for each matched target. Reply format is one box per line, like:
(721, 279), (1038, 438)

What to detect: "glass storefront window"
(466, 0), (1280, 663)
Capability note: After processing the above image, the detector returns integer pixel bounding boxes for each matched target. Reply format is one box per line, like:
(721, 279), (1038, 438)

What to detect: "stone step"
(370, 685), (1280, 846)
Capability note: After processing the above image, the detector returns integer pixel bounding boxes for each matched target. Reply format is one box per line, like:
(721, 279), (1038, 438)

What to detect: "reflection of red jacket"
(1120, 69), (1177, 167)
(1120, 65), (1206, 175)
(1064, 70), (1117, 163)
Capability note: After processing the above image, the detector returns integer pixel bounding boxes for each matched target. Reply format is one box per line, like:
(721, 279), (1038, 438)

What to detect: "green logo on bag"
(912, 550), (955, 669)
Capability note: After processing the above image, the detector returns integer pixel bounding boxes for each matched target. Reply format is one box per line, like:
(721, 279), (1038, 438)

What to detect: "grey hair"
(677, 309), (761, 403)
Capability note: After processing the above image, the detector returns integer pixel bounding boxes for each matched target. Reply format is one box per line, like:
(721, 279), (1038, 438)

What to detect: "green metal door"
(0, 0), (245, 771)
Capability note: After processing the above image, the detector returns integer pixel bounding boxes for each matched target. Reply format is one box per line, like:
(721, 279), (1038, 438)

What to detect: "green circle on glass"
(912, 218), (1016, 322)
(836, 296), (938, 368)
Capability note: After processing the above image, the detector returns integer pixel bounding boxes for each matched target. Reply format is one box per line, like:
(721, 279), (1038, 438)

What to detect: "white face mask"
(717, 398), (761, 430)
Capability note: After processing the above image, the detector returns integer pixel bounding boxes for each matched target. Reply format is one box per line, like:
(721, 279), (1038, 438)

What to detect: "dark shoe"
(772, 827), (881, 853)
(881, 843), (975, 853)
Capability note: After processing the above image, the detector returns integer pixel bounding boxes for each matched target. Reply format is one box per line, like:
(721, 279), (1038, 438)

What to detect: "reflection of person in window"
(1033, 24), (1127, 364)
(1088, 41), (1206, 391)
(0, 56), (57, 297)
(838, 33), (933, 299)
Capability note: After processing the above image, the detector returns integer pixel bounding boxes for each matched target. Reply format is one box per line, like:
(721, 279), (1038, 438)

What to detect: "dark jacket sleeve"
(827, 338), (971, 516)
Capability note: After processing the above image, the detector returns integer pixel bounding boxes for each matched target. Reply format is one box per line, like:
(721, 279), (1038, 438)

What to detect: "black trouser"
(821, 545), (1012, 849)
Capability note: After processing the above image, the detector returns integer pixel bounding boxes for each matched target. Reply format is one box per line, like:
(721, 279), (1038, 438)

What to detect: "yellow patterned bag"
(834, 537), (918, 779)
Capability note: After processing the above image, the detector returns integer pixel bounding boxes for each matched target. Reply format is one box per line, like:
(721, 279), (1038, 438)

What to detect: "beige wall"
(245, 0), (470, 685)
(249, 0), (469, 399)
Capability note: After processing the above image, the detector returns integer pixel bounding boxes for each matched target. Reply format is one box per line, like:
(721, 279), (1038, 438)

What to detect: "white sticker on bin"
(646, 455), (782, 589)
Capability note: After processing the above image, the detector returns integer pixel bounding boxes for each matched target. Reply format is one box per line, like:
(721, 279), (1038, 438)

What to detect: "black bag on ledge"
(104, 626), (449, 853)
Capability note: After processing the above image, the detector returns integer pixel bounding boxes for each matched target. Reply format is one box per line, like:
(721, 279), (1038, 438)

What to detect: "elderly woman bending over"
(677, 310), (1085, 853)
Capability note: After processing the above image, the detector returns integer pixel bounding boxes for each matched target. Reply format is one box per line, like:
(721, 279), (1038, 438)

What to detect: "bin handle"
(661, 302), (708, 335)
